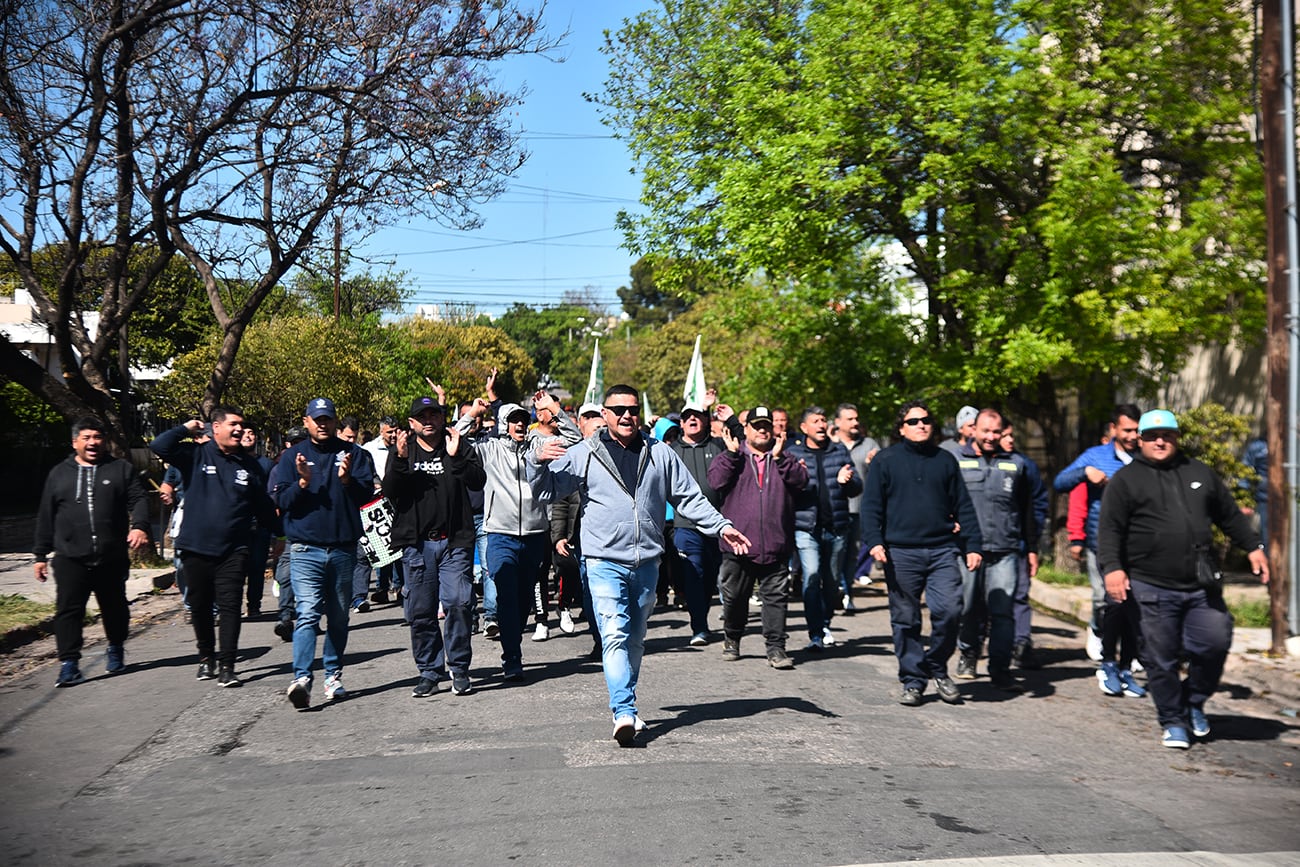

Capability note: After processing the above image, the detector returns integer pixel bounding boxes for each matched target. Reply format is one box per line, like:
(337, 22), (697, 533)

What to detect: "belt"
(425, 529), (449, 541)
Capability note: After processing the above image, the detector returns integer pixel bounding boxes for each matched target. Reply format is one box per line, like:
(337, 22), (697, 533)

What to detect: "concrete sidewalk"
(0, 552), (174, 643)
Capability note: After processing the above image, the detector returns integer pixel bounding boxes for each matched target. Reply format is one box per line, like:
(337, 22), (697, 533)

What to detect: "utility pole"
(1260, 0), (1297, 654)
(333, 216), (342, 321)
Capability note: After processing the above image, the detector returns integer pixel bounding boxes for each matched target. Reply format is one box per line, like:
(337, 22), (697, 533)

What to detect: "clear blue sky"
(355, 1), (653, 318)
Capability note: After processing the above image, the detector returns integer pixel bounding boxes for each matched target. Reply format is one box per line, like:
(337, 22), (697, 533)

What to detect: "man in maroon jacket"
(707, 406), (809, 669)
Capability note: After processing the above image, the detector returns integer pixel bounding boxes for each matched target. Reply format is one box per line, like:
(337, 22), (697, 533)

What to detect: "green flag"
(583, 339), (604, 407)
(682, 334), (707, 410)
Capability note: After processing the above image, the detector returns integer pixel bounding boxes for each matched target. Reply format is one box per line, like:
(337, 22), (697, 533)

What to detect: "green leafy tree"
(597, 0), (1264, 467)
(153, 317), (387, 432)
(380, 318), (537, 411)
(616, 257), (694, 329)
(495, 302), (608, 394)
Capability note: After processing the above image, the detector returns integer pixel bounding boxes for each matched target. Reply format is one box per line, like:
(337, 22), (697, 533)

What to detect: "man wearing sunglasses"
(1098, 409), (1268, 750)
(533, 384), (751, 746)
(861, 400), (983, 707)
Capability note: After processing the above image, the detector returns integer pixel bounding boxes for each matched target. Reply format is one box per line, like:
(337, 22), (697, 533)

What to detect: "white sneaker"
(324, 671), (347, 701)
(749, 594), (761, 608)
(559, 610), (576, 634)
(613, 715), (636, 746)
(1085, 629), (1103, 661)
(532, 622), (550, 642)
(822, 627), (837, 647)
(1130, 657), (1144, 673)
(286, 676), (311, 709)
(842, 593), (856, 611)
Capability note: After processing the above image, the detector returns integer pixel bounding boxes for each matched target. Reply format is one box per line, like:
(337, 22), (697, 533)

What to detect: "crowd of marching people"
(34, 374), (1267, 749)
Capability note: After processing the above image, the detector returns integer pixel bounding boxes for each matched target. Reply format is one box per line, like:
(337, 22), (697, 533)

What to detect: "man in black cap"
(268, 397), (376, 709)
(384, 396), (486, 697)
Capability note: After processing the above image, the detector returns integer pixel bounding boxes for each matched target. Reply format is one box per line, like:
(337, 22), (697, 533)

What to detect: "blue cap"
(1138, 409), (1179, 433)
(304, 397), (337, 419)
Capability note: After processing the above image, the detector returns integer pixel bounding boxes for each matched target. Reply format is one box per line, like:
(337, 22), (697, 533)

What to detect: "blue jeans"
(883, 545), (964, 690)
(586, 557), (658, 719)
(402, 540), (473, 679)
(486, 532), (547, 674)
(957, 551), (1020, 674)
(795, 528), (847, 639)
(674, 527), (720, 636)
(289, 543), (354, 682)
(275, 547), (295, 622)
(1130, 578), (1234, 729)
(473, 513), (488, 585)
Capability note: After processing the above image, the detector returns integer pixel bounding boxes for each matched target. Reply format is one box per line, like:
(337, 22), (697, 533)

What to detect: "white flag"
(682, 334), (707, 410)
(583, 339), (604, 407)
(643, 389), (653, 421)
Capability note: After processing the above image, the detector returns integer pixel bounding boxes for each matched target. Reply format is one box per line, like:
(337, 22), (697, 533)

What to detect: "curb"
(1029, 577), (1300, 712)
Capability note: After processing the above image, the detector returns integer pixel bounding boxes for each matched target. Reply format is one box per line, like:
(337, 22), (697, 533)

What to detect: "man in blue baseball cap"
(267, 396), (376, 709)
(1098, 408), (1268, 750)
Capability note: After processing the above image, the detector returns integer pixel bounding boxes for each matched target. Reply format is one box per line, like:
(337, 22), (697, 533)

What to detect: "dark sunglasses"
(604, 405), (639, 417)
(1140, 430), (1177, 442)
(902, 416), (934, 427)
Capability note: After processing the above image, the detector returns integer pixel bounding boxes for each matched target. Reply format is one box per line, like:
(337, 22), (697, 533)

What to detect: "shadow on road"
(643, 695), (838, 742)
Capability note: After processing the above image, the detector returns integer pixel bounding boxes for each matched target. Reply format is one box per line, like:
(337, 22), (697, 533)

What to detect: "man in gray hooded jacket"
(533, 384), (750, 746)
(459, 390), (579, 680)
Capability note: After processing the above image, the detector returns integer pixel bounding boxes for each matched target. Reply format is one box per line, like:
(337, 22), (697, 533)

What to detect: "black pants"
(180, 549), (248, 666)
(719, 554), (789, 650)
(53, 556), (130, 662)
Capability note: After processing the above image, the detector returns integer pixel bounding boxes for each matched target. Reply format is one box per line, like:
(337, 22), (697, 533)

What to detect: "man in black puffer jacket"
(786, 406), (862, 651)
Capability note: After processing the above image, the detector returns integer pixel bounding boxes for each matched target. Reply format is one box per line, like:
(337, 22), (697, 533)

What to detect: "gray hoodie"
(531, 430), (731, 567)
(459, 403), (580, 536)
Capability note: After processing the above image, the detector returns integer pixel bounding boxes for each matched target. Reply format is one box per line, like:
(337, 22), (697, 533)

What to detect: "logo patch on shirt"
(202, 464), (216, 475)
(1190, 481), (1202, 490)
(234, 468), (249, 486)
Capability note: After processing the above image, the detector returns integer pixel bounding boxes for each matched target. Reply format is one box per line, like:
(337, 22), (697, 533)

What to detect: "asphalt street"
(2, 582), (1298, 866)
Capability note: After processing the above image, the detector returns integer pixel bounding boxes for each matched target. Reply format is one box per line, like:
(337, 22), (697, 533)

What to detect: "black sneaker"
(1012, 642), (1041, 670)
(351, 598), (370, 614)
(196, 658), (216, 681)
(899, 687), (924, 706)
(722, 639), (741, 662)
(484, 620), (500, 639)
(218, 665), (243, 688)
(274, 619), (294, 642)
(767, 647), (795, 669)
(55, 660), (85, 688)
(451, 672), (473, 695)
(990, 671), (1026, 693)
(370, 590), (390, 605)
(933, 676), (962, 704)
(105, 644), (125, 674)
(411, 677), (438, 698)
(246, 605), (261, 619)
(955, 654), (978, 679)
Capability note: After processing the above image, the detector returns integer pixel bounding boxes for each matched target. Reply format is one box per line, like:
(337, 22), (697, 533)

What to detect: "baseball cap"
(579, 402), (603, 417)
(284, 425), (308, 445)
(305, 397), (336, 419)
(680, 404), (709, 419)
(499, 402), (530, 424)
(746, 406), (774, 426)
(408, 396), (444, 418)
(1138, 409), (1179, 433)
(956, 405), (978, 429)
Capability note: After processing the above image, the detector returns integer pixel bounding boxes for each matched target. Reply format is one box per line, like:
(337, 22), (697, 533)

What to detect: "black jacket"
(34, 455), (149, 564)
(1098, 451), (1260, 591)
(668, 435), (727, 531)
(787, 439), (863, 534)
(150, 425), (278, 557)
(383, 436), (485, 548)
(861, 439), (983, 553)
